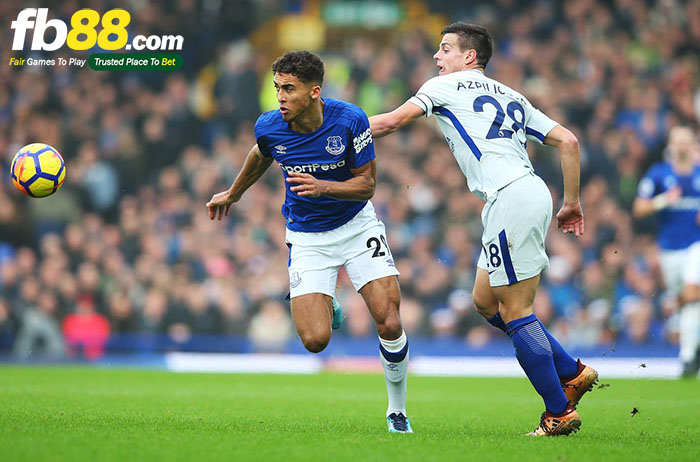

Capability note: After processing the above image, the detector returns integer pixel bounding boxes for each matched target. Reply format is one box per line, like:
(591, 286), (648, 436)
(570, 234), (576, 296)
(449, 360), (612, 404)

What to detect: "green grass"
(0, 366), (698, 461)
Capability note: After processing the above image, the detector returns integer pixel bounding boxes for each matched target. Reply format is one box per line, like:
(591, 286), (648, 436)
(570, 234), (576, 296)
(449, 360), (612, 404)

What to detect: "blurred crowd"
(1, 0), (700, 358)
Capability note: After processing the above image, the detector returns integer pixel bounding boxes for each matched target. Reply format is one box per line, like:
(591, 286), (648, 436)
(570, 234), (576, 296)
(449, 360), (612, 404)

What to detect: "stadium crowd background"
(1, 0), (700, 358)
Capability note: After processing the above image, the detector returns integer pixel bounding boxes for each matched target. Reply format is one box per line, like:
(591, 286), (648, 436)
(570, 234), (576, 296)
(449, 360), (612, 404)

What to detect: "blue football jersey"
(637, 161), (700, 250)
(254, 98), (375, 232)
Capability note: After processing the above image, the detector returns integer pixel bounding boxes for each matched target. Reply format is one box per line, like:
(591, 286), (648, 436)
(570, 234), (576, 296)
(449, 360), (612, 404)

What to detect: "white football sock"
(679, 303), (700, 363)
(379, 330), (408, 417)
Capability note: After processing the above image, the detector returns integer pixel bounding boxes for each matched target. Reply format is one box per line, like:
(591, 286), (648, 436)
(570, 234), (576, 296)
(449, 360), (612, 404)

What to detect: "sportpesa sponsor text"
(279, 160), (346, 173)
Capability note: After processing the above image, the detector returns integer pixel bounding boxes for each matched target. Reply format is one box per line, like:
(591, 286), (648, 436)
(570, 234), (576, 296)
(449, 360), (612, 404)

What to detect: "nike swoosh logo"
(488, 270), (496, 274)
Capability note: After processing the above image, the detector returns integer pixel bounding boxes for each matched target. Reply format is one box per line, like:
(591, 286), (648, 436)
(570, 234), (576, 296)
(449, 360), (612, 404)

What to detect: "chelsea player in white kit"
(207, 51), (412, 433)
(634, 126), (700, 378)
(370, 23), (598, 436)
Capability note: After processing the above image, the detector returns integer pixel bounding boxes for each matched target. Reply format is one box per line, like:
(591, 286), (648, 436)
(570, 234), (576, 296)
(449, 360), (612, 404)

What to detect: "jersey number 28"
(473, 96), (525, 142)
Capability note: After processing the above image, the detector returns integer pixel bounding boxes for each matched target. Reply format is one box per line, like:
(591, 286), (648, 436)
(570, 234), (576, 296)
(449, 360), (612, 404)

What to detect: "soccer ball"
(10, 143), (66, 198)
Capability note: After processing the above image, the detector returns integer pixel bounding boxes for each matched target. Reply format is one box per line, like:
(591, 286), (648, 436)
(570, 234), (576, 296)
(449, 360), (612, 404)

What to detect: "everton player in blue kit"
(634, 126), (700, 378)
(206, 51), (412, 432)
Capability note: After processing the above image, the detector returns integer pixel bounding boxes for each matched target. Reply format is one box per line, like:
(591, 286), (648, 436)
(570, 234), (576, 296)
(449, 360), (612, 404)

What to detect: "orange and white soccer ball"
(10, 143), (66, 198)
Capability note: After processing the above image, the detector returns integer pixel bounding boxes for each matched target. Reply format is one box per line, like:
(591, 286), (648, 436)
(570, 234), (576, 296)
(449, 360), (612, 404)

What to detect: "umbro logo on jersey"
(325, 136), (345, 155)
(274, 145), (287, 155)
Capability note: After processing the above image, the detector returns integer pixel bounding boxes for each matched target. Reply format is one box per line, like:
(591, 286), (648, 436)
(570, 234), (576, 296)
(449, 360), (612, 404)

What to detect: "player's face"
(273, 73), (320, 122)
(433, 33), (475, 75)
(668, 127), (696, 161)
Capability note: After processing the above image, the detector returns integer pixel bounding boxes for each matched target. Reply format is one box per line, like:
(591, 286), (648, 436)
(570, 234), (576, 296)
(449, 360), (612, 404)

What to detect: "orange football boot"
(527, 404), (581, 436)
(561, 359), (599, 407)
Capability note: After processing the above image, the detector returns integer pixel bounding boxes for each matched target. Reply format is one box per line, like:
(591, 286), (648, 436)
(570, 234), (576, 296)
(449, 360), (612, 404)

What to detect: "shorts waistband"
(484, 171), (535, 202)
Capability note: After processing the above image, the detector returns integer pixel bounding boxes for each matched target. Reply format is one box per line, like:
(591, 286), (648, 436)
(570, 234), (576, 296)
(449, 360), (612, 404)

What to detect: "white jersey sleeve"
(521, 98), (558, 145)
(409, 76), (448, 117)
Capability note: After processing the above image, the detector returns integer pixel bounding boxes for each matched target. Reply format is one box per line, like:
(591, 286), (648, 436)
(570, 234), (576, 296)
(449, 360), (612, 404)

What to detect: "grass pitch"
(1, 366), (698, 461)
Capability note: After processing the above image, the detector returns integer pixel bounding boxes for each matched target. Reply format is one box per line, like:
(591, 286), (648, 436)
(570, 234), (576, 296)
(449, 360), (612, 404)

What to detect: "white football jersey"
(409, 69), (558, 200)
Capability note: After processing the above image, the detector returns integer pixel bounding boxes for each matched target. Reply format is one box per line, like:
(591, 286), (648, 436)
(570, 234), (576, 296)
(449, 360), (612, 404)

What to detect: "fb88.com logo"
(11, 8), (183, 51)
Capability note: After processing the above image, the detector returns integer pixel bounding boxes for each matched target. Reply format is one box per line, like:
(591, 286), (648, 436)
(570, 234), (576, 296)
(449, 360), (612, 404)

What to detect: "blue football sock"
(487, 312), (507, 333)
(538, 320), (578, 379)
(491, 313), (578, 380)
(506, 314), (568, 414)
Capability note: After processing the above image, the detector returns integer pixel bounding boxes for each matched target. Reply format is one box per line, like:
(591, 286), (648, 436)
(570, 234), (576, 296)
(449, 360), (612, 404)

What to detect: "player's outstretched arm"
(206, 144), (273, 220)
(632, 186), (682, 219)
(286, 160), (376, 201)
(369, 101), (425, 138)
(544, 125), (584, 237)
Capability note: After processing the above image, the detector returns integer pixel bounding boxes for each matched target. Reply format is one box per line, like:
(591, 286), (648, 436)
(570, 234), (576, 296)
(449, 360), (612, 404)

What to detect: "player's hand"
(286, 172), (325, 197)
(206, 190), (237, 220)
(665, 186), (682, 205)
(556, 201), (584, 237)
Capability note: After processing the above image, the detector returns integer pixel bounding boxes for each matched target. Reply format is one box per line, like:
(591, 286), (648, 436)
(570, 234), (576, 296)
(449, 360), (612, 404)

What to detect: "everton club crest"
(290, 272), (301, 288)
(325, 136), (345, 155)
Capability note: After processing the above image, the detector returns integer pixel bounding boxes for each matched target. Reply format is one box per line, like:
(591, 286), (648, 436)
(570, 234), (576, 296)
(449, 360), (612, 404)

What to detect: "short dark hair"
(441, 22), (493, 69)
(271, 50), (324, 86)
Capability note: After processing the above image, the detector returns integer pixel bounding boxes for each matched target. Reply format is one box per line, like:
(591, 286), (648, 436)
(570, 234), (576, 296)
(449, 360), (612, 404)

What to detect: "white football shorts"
(477, 172), (552, 287)
(660, 248), (690, 296)
(686, 241), (700, 286)
(285, 201), (399, 298)
(660, 241), (700, 294)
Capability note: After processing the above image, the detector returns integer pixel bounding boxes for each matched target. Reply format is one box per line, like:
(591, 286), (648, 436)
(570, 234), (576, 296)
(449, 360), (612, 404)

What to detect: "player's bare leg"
(475, 268), (596, 406)
(360, 275), (412, 433)
(493, 275), (581, 436)
(290, 293), (335, 353)
(473, 267), (505, 330)
(680, 283), (700, 378)
(494, 275), (541, 324)
(361, 276), (402, 340)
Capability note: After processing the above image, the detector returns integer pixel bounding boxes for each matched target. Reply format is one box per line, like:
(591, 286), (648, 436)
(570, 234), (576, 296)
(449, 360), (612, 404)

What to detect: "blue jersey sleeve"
(254, 115), (272, 157)
(637, 165), (668, 199)
(637, 174), (657, 199)
(348, 109), (375, 169)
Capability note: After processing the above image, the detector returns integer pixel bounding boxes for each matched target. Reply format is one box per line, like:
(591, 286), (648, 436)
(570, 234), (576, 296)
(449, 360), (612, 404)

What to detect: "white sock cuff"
(379, 330), (407, 353)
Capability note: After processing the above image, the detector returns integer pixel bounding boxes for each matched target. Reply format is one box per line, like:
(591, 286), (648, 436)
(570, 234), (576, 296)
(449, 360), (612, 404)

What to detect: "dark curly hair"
(441, 22), (493, 69)
(271, 50), (324, 86)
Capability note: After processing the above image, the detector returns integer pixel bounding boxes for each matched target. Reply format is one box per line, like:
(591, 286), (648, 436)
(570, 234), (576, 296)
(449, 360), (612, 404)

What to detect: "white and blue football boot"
(331, 297), (343, 330)
(387, 412), (413, 433)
